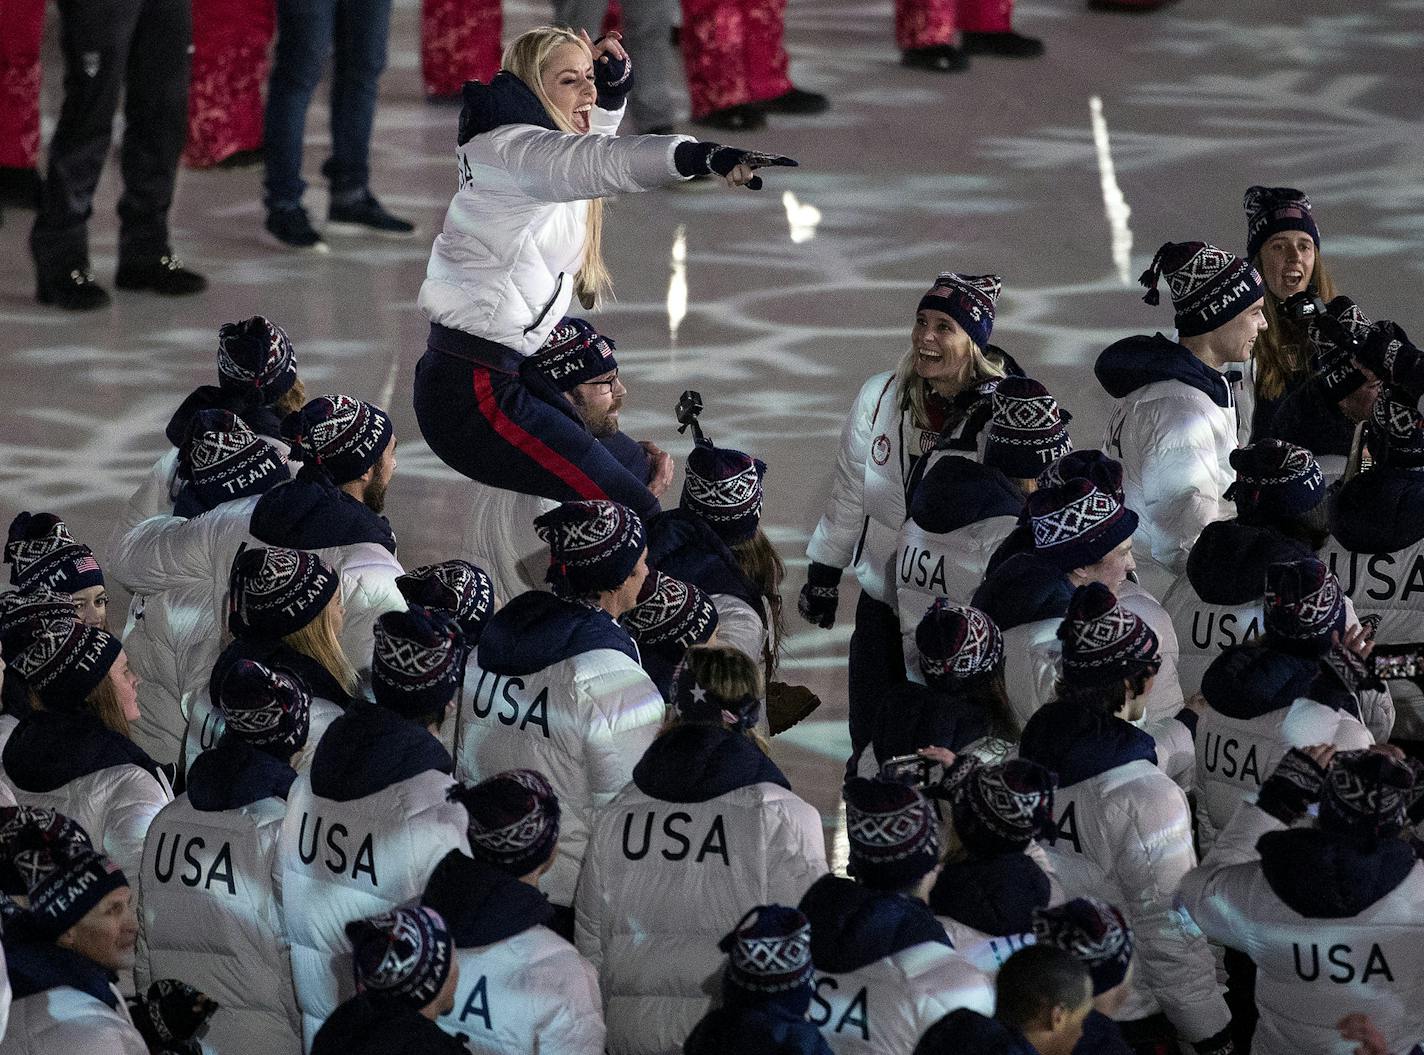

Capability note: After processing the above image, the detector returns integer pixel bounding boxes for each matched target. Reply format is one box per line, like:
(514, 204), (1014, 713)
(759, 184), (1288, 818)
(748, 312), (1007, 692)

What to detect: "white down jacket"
(108, 493), (406, 766)
(418, 91), (691, 356)
(798, 876), (994, 1055)
(462, 480), (555, 604)
(456, 592), (665, 908)
(1098, 335), (1244, 595)
(575, 725), (827, 1055)
(1019, 705), (1229, 1045)
(0, 976), (146, 1055)
(1193, 697), (1372, 858)
(136, 767), (302, 1055)
(808, 373), (935, 605)
(116, 434), (293, 765)
(1180, 801), (1424, 1055)
(1, 713), (173, 884)
(276, 705), (469, 1049)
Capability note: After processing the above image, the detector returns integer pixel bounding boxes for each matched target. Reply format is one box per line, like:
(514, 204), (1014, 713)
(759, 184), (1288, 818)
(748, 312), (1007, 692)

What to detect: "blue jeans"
(263, 0), (392, 209)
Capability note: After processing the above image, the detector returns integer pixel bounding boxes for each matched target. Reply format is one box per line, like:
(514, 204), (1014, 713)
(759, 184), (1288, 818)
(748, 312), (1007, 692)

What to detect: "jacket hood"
(911, 456), (1024, 534)
(685, 1005), (833, 1055)
(250, 477), (396, 553)
(458, 71), (557, 145)
(1094, 333), (1231, 408)
(971, 552), (1072, 632)
(871, 682), (990, 765)
(312, 994), (469, 1055)
(929, 853), (1051, 937)
(210, 636), (354, 710)
(478, 591), (638, 676)
(1018, 700), (1156, 786)
(1186, 520), (1314, 605)
(1329, 470), (1424, 553)
(799, 874), (951, 974)
(1258, 827), (1417, 918)
(983, 523), (1035, 580)
(164, 385), (285, 448)
(421, 850), (555, 946)
(1, 710), (162, 793)
(186, 737), (297, 811)
(1079, 1010), (1134, 1055)
(1201, 644), (1320, 720)
(309, 699), (452, 801)
(6, 939), (119, 1010)
(647, 508), (763, 617)
(632, 723), (790, 803)
(916, 1009), (1036, 1055)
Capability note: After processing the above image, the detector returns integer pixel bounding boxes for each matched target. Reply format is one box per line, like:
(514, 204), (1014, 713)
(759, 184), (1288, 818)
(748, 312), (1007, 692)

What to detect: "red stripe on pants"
(681, 0), (793, 118)
(471, 368), (607, 500)
(0, 0), (45, 169)
(185, 0), (275, 167)
(895, 0), (1013, 48)
(421, 0), (501, 98)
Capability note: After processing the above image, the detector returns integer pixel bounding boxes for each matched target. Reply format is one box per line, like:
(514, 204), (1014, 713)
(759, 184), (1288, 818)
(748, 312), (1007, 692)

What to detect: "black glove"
(593, 41), (634, 110)
(130, 979), (219, 1054)
(672, 141), (798, 189)
(1256, 747), (1330, 824)
(1191, 1026), (1236, 1055)
(797, 562), (841, 628)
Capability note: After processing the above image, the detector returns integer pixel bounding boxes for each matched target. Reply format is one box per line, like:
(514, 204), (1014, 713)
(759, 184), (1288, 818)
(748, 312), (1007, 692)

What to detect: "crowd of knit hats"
(5, 177), (1424, 1055)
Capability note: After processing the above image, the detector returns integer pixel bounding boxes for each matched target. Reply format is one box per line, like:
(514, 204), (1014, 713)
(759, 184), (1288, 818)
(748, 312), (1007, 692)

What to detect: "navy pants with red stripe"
(413, 324), (661, 521)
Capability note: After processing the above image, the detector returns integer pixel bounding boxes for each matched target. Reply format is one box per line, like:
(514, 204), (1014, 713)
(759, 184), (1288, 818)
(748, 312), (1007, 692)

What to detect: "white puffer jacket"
(808, 373), (936, 605)
(109, 496), (405, 715)
(2, 719), (173, 884)
(1194, 698), (1372, 858)
(1099, 338), (1243, 593)
(136, 787), (301, 1054)
(1020, 708), (1228, 1044)
(456, 593), (665, 908)
(117, 436), (293, 765)
(574, 727), (827, 1055)
(462, 480), (555, 604)
(183, 684), (343, 778)
(894, 514), (1017, 679)
(419, 95), (691, 355)
(0, 980), (146, 1055)
(1180, 801), (1424, 1055)
(277, 712), (469, 1049)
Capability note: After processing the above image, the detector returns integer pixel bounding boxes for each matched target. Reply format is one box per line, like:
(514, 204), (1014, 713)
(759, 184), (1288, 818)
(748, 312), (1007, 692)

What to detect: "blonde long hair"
(503, 27), (612, 310)
(29, 669), (131, 739)
(283, 596), (359, 697)
(1253, 254), (1338, 403)
(893, 340), (1007, 431)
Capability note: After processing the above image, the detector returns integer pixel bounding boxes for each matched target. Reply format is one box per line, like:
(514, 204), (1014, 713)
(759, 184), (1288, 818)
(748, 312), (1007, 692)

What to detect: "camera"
(1280, 286), (1329, 323)
(675, 389), (707, 444)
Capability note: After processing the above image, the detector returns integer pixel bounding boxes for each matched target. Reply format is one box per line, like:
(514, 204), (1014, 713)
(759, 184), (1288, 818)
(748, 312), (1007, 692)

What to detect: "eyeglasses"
(582, 371), (621, 392)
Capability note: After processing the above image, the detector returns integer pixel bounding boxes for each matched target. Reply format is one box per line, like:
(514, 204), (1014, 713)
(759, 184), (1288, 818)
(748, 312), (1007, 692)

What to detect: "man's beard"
(363, 475), (388, 515)
(586, 409), (619, 438)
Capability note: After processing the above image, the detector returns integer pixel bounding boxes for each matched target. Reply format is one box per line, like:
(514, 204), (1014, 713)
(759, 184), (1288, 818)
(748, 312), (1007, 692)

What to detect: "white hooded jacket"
(0, 970), (146, 1055)
(1180, 800), (1424, 1055)
(136, 745), (303, 1055)
(1019, 703), (1229, 1044)
(418, 84), (692, 355)
(574, 724), (827, 1055)
(456, 592), (665, 908)
(276, 703), (470, 1048)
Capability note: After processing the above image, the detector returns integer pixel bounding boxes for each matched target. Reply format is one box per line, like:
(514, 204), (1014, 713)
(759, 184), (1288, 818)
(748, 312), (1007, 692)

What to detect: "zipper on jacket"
(851, 515), (871, 565)
(523, 272), (565, 335)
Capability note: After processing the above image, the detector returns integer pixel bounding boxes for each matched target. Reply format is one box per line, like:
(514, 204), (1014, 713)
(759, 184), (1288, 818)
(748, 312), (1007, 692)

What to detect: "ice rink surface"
(2, 0), (1421, 859)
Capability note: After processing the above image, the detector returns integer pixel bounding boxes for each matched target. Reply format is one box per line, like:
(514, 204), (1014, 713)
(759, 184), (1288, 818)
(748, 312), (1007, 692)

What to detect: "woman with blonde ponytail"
(414, 25), (798, 521)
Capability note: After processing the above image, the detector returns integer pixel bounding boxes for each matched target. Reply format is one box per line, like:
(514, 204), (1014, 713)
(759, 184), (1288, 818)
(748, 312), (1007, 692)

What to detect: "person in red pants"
(896, 0), (1043, 73)
(681, 0), (828, 131)
(421, 0), (501, 101)
(0, 0), (45, 207)
(185, 0), (275, 168)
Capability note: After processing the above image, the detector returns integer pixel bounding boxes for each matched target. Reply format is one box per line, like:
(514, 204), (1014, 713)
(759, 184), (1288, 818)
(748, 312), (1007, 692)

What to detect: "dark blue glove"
(594, 40), (634, 110)
(672, 142), (799, 190)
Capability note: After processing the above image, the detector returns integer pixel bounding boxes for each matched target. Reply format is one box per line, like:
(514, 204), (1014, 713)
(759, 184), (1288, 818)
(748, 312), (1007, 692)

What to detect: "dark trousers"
(30, 0), (191, 271)
(413, 325), (660, 520)
(847, 592), (903, 765)
(263, 0), (392, 207)
(1223, 947), (1258, 1053)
